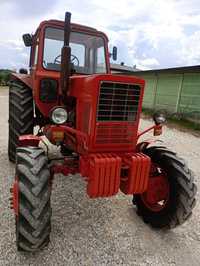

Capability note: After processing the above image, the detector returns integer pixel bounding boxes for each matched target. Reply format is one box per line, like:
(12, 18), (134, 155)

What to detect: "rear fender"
(11, 73), (32, 89)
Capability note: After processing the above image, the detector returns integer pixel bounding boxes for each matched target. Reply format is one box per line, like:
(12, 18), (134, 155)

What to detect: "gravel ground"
(0, 87), (200, 266)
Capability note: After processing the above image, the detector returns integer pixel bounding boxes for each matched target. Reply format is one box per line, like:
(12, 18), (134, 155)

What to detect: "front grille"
(97, 82), (141, 122)
(96, 124), (134, 144)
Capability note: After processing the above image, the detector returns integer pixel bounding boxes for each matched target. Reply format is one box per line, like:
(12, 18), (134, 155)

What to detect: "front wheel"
(133, 146), (197, 228)
(15, 147), (51, 252)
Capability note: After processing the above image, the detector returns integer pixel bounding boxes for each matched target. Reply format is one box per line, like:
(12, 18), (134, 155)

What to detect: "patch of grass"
(170, 117), (200, 131)
(142, 108), (200, 132)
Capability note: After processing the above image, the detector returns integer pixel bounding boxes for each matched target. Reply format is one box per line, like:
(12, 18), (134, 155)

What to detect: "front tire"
(15, 147), (51, 252)
(133, 146), (197, 228)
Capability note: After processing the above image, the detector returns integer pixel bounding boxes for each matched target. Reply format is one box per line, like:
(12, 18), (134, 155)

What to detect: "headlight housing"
(153, 110), (167, 125)
(50, 107), (68, 124)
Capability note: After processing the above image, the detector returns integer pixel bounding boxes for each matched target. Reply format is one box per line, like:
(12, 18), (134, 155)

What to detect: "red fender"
(11, 73), (33, 89)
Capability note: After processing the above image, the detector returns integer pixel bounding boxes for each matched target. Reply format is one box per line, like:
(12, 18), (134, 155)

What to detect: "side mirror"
(22, 34), (33, 47)
(112, 46), (117, 61)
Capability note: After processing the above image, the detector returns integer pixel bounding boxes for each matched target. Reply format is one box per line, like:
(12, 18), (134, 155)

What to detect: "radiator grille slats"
(95, 82), (141, 145)
(97, 82), (141, 122)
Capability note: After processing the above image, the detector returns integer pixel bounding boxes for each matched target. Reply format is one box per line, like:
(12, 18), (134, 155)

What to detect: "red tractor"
(9, 12), (196, 252)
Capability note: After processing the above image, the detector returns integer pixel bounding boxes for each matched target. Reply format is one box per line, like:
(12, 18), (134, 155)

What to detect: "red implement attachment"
(80, 154), (122, 198)
(120, 153), (151, 194)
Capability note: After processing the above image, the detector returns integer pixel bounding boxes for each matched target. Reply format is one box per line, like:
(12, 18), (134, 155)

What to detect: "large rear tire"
(15, 147), (51, 252)
(8, 81), (34, 162)
(133, 146), (197, 228)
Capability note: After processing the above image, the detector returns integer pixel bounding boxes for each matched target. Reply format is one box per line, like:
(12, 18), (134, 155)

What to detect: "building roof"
(113, 65), (200, 75)
(110, 63), (140, 73)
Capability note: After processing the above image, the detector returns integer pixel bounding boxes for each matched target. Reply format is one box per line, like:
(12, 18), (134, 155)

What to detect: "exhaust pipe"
(60, 12), (71, 103)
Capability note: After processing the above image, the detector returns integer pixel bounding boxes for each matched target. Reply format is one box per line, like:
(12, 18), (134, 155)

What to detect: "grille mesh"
(97, 82), (141, 122)
(96, 124), (134, 144)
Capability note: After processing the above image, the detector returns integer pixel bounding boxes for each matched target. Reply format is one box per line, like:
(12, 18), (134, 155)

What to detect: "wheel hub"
(141, 173), (170, 212)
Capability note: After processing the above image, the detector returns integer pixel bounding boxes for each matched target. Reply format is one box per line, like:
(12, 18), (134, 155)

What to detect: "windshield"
(43, 27), (107, 74)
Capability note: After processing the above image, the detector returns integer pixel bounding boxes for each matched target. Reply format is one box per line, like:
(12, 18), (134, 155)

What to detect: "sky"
(0, 0), (200, 70)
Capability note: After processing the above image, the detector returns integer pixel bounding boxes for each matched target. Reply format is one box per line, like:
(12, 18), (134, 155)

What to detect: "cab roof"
(36, 19), (109, 41)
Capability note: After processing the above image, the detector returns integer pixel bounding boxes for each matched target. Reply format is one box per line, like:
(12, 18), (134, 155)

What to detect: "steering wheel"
(54, 54), (80, 66)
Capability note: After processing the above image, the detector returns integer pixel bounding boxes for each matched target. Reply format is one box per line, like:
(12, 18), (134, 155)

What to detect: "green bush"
(0, 69), (13, 86)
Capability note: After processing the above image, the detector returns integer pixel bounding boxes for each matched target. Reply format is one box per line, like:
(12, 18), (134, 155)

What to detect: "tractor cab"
(23, 19), (116, 75)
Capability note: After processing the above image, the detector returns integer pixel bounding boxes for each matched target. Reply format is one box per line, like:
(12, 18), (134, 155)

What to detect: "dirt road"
(0, 87), (199, 266)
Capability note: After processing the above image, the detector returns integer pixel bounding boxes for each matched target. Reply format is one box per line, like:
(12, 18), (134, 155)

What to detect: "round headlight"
(51, 107), (68, 124)
(153, 110), (167, 125)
